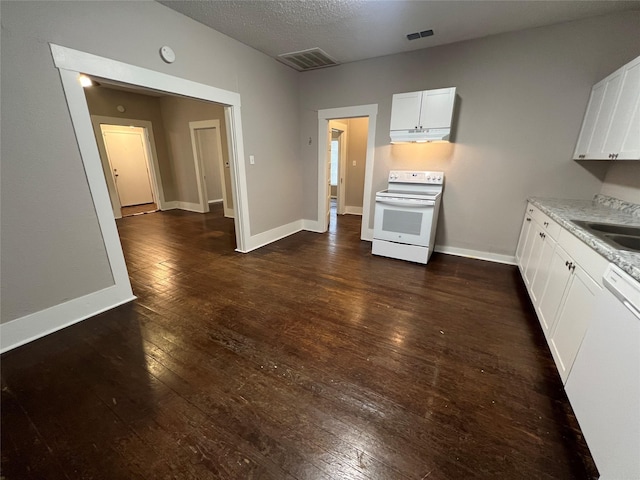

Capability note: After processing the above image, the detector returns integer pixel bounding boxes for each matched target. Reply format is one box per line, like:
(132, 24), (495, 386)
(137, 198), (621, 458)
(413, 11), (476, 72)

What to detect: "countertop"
(527, 194), (640, 283)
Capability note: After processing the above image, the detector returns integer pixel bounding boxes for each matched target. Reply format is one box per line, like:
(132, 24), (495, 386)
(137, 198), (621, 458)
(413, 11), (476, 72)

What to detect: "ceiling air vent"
(407, 29), (434, 41)
(277, 47), (339, 72)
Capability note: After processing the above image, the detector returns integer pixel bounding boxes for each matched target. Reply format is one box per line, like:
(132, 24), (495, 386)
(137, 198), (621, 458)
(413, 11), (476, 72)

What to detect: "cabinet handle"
(565, 260), (569, 267)
(570, 264), (576, 272)
(528, 209), (533, 213)
(544, 221), (549, 227)
(614, 153), (619, 159)
(609, 154), (613, 159)
(526, 218), (531, 222)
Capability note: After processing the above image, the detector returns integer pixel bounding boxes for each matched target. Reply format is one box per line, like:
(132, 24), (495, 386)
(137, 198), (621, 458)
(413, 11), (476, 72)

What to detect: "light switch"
(352, 160), (356, 166)
(249, 155), (255, 165)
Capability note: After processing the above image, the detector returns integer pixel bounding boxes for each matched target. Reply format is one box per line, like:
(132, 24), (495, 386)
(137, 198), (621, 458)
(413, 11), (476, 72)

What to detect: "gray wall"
(0, 1), (301, 323)
(600, 162), (640, 204)
(158, 96), (230, 205)
(345, 117), (368, 208)
(299, 11), (640, 257)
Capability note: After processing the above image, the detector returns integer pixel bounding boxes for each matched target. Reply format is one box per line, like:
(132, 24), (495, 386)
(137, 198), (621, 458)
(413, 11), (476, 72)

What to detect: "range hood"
(390, 128), (451, 144)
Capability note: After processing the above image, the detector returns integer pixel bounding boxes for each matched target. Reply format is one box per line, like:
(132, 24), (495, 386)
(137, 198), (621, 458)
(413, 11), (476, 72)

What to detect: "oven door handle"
(376, 199), (435, 207)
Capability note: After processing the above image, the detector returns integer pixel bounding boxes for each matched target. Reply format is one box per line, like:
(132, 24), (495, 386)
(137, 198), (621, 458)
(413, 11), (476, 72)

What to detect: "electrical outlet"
(249, 155), (255, 165)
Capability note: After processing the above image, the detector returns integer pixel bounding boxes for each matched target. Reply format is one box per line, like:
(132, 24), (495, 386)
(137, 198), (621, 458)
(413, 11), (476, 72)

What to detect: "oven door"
(374, 196), (435, 247)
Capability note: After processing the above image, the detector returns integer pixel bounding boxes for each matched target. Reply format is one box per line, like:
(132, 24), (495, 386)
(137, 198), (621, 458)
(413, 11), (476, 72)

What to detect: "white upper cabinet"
(574, 55), (640, 160)
(390, 87), (456, 143)
(603, 56), (640, 160)
(390, 91), (424, 130)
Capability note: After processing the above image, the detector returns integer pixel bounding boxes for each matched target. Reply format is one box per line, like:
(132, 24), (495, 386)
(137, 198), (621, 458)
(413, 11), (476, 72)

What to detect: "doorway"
(100, 124), (158, 217)
(90, 115), (166, 219)
(329, 120), (347, 221)
(51, 43), (252, 315)
(189, 120), (234, 218)
(317, 105), (378, 240)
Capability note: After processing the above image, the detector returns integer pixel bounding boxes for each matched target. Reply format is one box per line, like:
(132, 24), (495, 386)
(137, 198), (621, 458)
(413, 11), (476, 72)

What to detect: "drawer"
(531, 207), (561, 239)
(558, 228), (609, 286)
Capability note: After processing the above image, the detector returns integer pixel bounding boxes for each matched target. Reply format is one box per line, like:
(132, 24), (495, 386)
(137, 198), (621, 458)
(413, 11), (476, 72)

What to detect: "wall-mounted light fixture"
(79, 74), (93, 87)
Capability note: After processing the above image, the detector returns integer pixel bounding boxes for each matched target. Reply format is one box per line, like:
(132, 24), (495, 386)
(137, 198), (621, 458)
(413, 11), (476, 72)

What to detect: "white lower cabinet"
(516, 203), (638, 479)
(537, 245), (572, 337)
(516, 204), (606, 382)
(547, 258), (601, 383)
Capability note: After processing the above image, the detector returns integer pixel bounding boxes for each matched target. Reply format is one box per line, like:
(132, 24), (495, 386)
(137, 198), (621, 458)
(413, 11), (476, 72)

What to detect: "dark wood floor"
(1, 204), (596, 479)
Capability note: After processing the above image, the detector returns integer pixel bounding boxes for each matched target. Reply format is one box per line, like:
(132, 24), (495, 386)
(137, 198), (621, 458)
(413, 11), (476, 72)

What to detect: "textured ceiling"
(159, 0), (640, 68)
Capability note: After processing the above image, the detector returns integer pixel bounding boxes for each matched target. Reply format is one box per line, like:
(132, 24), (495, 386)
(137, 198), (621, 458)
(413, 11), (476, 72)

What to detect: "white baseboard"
(302, 219), (325, 233)
(162, 201), (206, 213)
(434, 245), (516, 265)
(344, 206), (363, 215)
(208, 199), (223, 204)
(0, 285), (135, 353)
(239, 220), (304, 253)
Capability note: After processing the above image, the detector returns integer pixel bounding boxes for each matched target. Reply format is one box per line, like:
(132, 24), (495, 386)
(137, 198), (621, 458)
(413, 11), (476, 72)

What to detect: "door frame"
(329, 120), (348, 215)
(91, 116), (166, 218)
(317, 104), (378, 240)
(188, 119), (233, 218)
(50, 43), (252, 307)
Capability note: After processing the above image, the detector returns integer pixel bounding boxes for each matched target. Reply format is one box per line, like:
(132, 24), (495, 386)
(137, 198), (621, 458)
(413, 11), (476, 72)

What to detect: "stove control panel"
(388, 170), (444, 184)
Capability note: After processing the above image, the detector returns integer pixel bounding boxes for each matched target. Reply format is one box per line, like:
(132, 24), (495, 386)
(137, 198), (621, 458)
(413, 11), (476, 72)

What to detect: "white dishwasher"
(565, 264), (640, 480)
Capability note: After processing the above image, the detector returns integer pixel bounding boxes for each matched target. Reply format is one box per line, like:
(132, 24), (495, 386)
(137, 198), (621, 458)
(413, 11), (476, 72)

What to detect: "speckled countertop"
(528, 194), (640, 282)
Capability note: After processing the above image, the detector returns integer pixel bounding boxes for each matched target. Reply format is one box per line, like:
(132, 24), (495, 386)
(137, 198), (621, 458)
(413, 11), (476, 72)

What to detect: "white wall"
(299, 11), (640, 258)
(0, 1), (302, 323)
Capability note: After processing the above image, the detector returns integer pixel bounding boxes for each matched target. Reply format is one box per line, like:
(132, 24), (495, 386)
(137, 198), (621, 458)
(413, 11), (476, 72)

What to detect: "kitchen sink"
(606, 234), (640, 252)
(572, 220), (640, 237)
(571, 220), (640, 253)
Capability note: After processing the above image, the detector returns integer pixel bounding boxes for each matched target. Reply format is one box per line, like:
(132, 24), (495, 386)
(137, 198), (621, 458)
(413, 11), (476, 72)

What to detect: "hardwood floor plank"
(1, 204), (597, 479)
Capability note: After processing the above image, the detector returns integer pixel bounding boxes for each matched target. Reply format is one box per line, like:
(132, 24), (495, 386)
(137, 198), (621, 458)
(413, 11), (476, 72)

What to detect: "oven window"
(382, 210), (422, 235)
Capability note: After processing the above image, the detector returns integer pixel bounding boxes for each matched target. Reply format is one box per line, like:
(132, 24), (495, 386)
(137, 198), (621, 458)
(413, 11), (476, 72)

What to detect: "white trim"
(329, 120), (348, 215)
(224, 106), (250, 246)
(242, 220), (304, 253)
(434, 245), (517, 265)
(302, 219), (325, 233)
(188, 119), (232, 217)
(317, 104), (377, 242)
(188, 119), (216, 213)
(209, 199), (224, 204)
(91, 115), (167, 214)
(176, 201), (207, 213)
(57, 68), (133, 302)
(0, 286), (135, 354)
(344, 206), (363, 215)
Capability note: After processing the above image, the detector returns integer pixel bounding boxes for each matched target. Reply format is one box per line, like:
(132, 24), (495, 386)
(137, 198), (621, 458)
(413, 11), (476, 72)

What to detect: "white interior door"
(195, 128), (224, 203)
(101, 126), (154, 207)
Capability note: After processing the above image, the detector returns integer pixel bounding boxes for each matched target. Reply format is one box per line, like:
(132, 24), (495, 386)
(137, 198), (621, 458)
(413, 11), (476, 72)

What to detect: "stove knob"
(437, 176), (442, 181)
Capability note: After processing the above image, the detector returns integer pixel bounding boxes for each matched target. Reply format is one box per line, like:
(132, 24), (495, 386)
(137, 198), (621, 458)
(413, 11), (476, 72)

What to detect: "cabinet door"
(419, 87), (455, 129)
(586, 67), (624, 158)
(390, 92), (422, 130)
(573, 80), (607, 159)
(515, 206), (534, 267)
(549, 264), (601, 384)
(523, 224), (545, 288)
(537, 246), (572, 338)
(530, 233), (556, 305)
(603, 56), (640, 160)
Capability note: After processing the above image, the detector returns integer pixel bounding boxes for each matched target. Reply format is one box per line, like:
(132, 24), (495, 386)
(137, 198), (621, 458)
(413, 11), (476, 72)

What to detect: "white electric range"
(372, 170), (444, 264)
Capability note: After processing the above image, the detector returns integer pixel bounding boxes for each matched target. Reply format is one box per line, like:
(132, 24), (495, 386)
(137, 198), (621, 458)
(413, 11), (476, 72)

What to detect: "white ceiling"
(159, 0), (640, 68)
